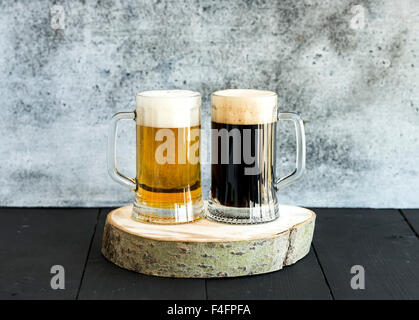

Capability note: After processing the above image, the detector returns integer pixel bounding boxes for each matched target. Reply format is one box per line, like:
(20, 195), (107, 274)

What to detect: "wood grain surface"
(101, 205), (316, 278)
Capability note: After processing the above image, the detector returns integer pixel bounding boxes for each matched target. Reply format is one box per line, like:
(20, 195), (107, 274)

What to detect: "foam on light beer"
(212, 89), (277, 125)
(136, 90), (201, 128)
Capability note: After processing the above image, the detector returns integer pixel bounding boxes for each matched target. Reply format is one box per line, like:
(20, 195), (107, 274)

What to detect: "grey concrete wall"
(0, 0), (418, 207)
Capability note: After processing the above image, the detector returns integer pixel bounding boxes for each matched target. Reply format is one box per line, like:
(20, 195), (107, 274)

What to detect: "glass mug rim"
(136, 89), (201, 99)
(212, 89), (277, 99)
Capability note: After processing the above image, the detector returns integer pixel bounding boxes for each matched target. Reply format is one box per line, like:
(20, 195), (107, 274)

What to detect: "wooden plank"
(313, 208), (419, 300)
(0, 208), (98, 300)
(401, 209), (419, 237)
(78, 208), (206, 300)
(206, 247), (332, 300)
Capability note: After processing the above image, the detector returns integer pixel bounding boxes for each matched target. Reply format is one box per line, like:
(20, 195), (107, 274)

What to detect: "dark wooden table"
(1, 207), (418, 300)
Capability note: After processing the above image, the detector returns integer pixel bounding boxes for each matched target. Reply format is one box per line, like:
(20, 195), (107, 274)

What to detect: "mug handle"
(107, 111), (137, 190)
(274, 112), (306, 191)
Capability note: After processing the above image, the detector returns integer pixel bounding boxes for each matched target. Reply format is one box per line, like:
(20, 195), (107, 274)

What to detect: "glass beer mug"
(107, 90), (204, 224)
(207, 89), (306, 224)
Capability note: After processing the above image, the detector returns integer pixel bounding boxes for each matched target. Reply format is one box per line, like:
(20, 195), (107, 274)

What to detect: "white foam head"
(211, 89), (277, 125)
(136, 90), (201, 128)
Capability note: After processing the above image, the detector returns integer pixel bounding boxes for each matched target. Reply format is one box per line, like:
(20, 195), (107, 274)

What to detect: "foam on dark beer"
(211, 89), (277, 125)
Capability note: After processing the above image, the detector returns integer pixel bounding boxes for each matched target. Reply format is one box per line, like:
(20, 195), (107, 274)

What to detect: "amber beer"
(132, 90), (203, 223)
(107, 90), (203, 224)
(135, 125), (201, 208)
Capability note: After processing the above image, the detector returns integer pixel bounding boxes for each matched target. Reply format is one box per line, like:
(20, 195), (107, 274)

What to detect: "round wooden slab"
(102, 205), (316, 278)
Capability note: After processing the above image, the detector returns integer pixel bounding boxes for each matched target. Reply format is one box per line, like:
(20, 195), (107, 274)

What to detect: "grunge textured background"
(0, 0), (418, 207)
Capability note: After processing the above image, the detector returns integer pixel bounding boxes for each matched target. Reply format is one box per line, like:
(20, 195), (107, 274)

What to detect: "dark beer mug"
(207, 89), (306, 224)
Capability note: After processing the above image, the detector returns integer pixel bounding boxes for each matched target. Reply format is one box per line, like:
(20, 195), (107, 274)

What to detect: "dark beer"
(208, 89), (280, 223)
(211, 121), (277, 207)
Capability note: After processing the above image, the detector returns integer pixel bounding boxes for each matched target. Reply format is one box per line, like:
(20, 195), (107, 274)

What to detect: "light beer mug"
(207, 89), (306, 224)
(107, 90), (203, 224)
